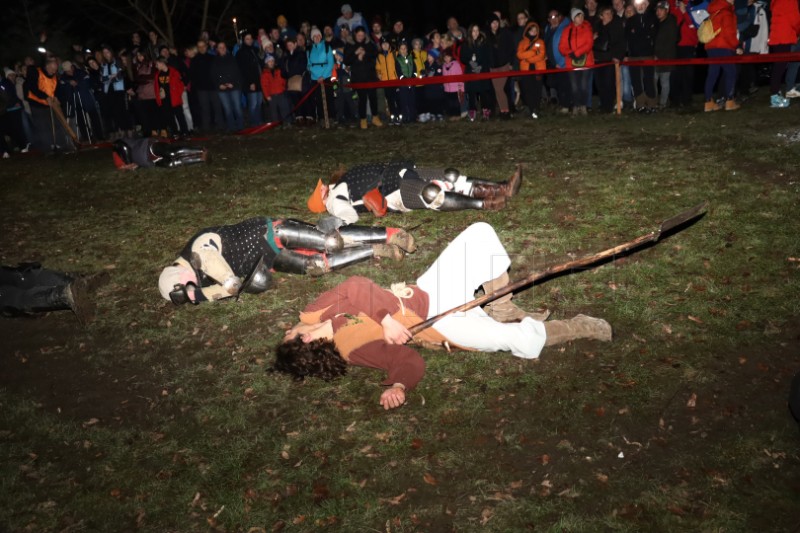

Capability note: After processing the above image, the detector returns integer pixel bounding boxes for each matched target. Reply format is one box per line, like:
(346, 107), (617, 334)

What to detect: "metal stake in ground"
(408, 202), (709, 336)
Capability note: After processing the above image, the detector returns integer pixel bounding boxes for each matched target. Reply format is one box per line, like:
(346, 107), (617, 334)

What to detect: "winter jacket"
(212, 53), (243, 90)
(376, 50), (398, 81)
(134, 61), (156, 100)
(155, 66), (185, 107)
(101, 60), (126, 93)
(307, 42), (334, 80)
(395, 52), (416, 79)
(260, 67), (286, 98)
(593, 16), (626, 62)
(25, 66), (57, 108)
(654, 13), (679, 72)
(517, 23), (547, 71)
(442, 60), (464, 93)
(559, 21), (596, 67)
(1, 77), (23, 111)
(344, 40), (378, 83)
(422, 61), (445, 99)
(546, 18), (571, 68)
(626, 11), (657, 57)
(281, 50), (308, 81)
(412, 50), (427, 73)
(768, 0), (800, 45)
(189, 52), (216, 91)
(487, 27), (516, 67)
(669, 0), (699, 47)
(236, 44), (263, 91)
(705, 0), (739, 50)
(460, 38), (493, 92)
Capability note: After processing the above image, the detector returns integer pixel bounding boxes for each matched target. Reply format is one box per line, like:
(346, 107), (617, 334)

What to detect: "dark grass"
(1, 96), (800, 532)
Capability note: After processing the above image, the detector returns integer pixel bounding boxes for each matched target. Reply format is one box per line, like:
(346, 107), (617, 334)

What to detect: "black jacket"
(236, 44), (262, 91)
(212, 53), (243, 90)
(594, 16), (627, 62)
(626, 10), (657, 57)
(344, 40), (378, 83)
(487, 27), (516, 67)
(281, 50), (308, 81)
(654, 14), (678, 61)
(189, 52), (216, 91)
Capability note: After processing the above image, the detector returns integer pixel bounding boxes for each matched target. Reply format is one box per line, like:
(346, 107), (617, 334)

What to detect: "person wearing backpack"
(702, 0), (742, 112)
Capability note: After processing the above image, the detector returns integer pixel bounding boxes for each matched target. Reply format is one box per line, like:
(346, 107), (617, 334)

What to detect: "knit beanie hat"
(310, 28), (322, 39)
(570, 8), (584, 20)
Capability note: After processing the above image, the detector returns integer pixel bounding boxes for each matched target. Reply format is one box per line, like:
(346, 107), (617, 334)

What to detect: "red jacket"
(669, 0), (699, 47)
(154, 66), (185, 107)
(705, 0), (739, 50)
(260, 68), (286, 98)
(559, 21), (595, 67)
(769, 0), (800, 46)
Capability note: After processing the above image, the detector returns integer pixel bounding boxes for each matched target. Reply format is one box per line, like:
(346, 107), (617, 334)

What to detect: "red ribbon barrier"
(347, 52), (800, 90)
(236, 80), (321, 135)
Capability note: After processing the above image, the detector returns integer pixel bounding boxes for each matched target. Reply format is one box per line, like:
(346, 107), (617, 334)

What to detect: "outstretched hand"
(380, 385), (406, 410)
(381, 314), (412, 345)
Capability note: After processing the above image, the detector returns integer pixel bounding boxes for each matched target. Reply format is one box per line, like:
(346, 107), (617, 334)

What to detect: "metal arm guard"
(337, 226), (388, 245)
(241, 255), (272, 294)
(274, 219), (344, 253)
(325, 245), (375, 270)
(272, 249), (319, 275)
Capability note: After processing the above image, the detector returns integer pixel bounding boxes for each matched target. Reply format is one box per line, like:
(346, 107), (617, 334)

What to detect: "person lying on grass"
(159, 217), (416, 305)
(306, 162), (523, 224)
(273, 222), (612, 410)
(112, 137), (208, 170)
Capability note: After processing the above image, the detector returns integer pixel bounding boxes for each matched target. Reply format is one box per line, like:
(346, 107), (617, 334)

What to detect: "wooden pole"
(615, 61), (622, 115)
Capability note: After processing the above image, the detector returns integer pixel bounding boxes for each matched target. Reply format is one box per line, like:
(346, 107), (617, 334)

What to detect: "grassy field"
(1, 96), (799, 533)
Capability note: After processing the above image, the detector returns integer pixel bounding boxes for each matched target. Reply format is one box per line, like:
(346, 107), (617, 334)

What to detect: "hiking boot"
(360, 119), (368, 129)
(543, 314), (612, 346)
(387, 230), (417, 253)
(66, 271), (111, 325)
(725, 99), (740, 111)
(371, 116), (384, 127)
(372, 243), (405, 261)
(704, 100), (721, 112)
(481, 272), (550, 323)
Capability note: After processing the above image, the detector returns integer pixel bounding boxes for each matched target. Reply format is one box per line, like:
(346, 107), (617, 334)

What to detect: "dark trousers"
(444, 92), (461, 116)
(356, 88), (378, 119)
(770, 44), (792, 94)
(30, 106), (75, 152)
(705, 48), (737, 100)
(672, 46), (696, 106)
(101, 91), (132, 133)
(196, 89), (224, 131)
(467, 89), (495, 111)
(133, 99), (162, 135)
(385, 88), (400, 118)
(552, 72), (573, 108)
(397, 86), (417, 122)
(161, 104), (188, 135)
(630, 64), (655, 99)
(595, 65), (617, 112)
(520, 74), (543, 113)
(0, 109), (28, 151)
(0, 264), (72, 315)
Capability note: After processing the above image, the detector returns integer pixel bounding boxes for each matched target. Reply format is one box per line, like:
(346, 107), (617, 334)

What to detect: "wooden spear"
(408, 202), (708, 336)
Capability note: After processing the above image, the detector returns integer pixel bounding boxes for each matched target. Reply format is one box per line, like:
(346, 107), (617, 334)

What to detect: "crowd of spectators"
(1, 1), (799, 157)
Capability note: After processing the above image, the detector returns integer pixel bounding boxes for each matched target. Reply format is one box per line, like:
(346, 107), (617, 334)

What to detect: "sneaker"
(21, 143), (30, 154)
(771, 94), (790, 108)
(530, 112), (538, 119)
(785, 88), (800, 99)
(1, 152), (9, 159)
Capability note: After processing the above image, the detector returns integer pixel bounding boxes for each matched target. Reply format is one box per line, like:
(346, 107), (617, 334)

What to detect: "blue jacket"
(307, 42), (334, 80)
(546, 18), (570, 68)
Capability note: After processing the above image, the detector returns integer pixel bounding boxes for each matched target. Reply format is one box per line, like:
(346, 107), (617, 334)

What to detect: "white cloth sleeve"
(325, 182), (360, 225)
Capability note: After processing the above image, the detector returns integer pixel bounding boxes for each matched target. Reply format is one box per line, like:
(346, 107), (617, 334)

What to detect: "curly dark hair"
(272, 338), (348, 382)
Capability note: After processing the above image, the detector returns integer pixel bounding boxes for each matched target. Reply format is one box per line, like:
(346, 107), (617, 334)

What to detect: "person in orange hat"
(307, 162), (523, 224)
(158, 217), (416, 305)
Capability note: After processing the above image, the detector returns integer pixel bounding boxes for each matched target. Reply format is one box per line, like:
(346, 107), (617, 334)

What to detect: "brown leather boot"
(481, 272), (550, 322)
(481, 196), (507, 210)
(387, 230), (417, 253)
(372, 244), (405, 261)
(543, 314), (612, 346)
(470, 164), (523, 199)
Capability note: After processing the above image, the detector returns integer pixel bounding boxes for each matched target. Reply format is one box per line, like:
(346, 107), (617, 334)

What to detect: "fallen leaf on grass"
(686, 393), (697, 408)
(509, 480), (523, 490)
(292, 515), (305, 525)
(595, 473), (609, 484)
(687, 315), (704, 324)
(557, 487), (580, 498)
(380, 493), (406, 506)
(83, 418), (99, 427)
(423, 472), (438, 485)
(410, 438), (423, 450)
(668, 505), (687, 516)
(538, 454), (550, 465)
(480, 508), (494, 525)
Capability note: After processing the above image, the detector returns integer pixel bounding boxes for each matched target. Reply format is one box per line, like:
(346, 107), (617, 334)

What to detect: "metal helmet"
(112, 139), (133, 167)
(443, 167), (460, 183)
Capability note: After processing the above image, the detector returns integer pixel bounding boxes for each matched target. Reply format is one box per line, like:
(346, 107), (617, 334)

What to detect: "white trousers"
(416, 222), (547, 359)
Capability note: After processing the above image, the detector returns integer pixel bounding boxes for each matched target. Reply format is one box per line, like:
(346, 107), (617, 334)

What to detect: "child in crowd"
(376, 38), (401, 124)
(441, 48), (464, 118)
(154, 57), (188, 137)
(419, 49), (445, 122)
(260, 54), (292, 124)
(394, 41), (417, 123)
(332, 49), (358, 125)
